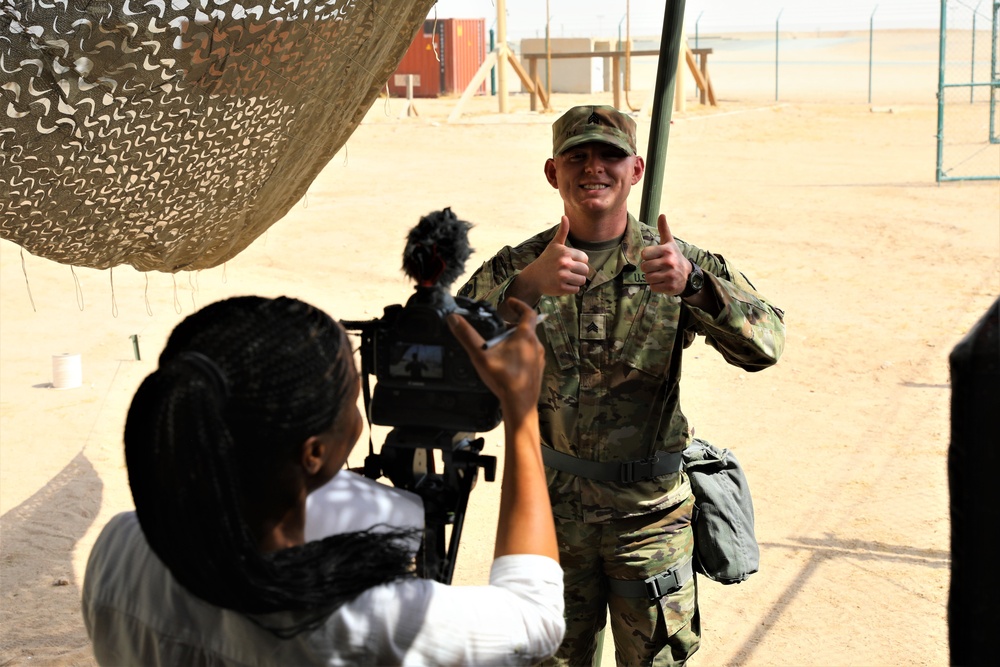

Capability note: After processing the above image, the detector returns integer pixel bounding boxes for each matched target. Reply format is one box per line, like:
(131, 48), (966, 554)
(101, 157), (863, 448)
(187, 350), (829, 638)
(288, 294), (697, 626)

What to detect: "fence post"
(775, 8), (783, 101)
(935, 0), (948, 182)
(869, 5), (878, 104)
(970, 1), (982, 103)
(489, 28), (496, 96)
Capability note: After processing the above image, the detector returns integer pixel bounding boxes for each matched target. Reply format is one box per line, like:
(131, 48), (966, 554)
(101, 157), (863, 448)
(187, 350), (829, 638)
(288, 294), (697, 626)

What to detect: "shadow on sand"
(0, 452), (102, 665)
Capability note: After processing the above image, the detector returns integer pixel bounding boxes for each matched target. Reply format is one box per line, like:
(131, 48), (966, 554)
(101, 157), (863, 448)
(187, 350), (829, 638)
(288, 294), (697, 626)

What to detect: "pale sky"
(426, 1), (960, 40)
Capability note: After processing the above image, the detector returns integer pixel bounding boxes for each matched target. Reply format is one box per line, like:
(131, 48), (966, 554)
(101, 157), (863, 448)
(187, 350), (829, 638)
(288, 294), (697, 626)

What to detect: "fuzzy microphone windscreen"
(401, 208), (474, 289)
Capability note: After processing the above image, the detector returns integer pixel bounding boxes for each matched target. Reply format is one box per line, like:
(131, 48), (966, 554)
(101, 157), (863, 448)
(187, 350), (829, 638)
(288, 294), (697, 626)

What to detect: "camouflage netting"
(0, 0), (437, 272)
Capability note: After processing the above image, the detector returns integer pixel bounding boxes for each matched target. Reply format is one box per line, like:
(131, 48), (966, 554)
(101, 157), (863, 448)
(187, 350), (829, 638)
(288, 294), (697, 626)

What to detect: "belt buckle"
(643, 566), (681, 600)
(619, 455), (658, 483)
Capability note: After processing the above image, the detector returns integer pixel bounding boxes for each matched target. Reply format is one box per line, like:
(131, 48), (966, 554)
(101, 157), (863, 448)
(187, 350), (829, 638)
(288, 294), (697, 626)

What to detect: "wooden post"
(612, 56), (621, 110)
(399, 75), (418, 118)
(687, 49), (716, 106)
(545, 0), (552, 101)
(699, 52), (709, 104)
(530, 57), (539, 112)
(448, 52), (497, 123)
(674, 33), (687, 113)
(496, 0), (508, 113)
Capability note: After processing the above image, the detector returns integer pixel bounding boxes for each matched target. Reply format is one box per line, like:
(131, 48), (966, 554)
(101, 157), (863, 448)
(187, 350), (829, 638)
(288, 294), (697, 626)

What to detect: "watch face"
(681, 262), (705, 298)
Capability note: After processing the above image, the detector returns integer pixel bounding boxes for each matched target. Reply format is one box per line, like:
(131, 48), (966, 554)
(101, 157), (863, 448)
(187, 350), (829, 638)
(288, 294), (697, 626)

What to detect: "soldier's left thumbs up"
(657, 213), (674, 245)
(641, 214), (687, 294)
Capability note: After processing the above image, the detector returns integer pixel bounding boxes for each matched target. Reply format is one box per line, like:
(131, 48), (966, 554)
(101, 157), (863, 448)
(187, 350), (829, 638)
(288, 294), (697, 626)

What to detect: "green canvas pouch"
(682, 438), (759, 584)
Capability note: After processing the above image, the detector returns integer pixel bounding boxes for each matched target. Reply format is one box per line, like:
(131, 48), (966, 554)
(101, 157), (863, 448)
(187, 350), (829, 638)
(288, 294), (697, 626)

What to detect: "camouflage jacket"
(458, 215), (785, 522)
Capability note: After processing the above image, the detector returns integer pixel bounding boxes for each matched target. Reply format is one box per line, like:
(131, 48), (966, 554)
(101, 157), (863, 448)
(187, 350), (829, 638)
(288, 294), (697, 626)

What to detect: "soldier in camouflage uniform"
(458, 105), (785, 666)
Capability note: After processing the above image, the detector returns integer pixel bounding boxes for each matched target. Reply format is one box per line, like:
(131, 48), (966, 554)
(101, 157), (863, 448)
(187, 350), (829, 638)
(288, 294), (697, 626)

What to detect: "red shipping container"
(389, 18), (487, 98)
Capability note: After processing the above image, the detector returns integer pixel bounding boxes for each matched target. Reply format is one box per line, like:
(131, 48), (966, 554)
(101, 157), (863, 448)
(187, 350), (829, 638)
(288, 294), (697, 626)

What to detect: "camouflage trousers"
(542, 496), (700, 667)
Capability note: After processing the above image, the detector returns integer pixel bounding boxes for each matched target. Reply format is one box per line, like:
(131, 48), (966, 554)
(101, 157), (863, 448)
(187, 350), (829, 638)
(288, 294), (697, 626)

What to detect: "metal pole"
(588, 11), (688, 648)
(626, 0), (631, 93)
(935, 0), (948, 182)
(618, 13), (627, 100)
(775, 9), (784, 101)
(639, 0), (688, 225)
(971, 1), (982, 103)
(695, 10), (704, 49)
(868, 5), (878, 104)
(989, 1), (998, 141)
(489, 28), (496, 96)
(546, 0), (552, 101)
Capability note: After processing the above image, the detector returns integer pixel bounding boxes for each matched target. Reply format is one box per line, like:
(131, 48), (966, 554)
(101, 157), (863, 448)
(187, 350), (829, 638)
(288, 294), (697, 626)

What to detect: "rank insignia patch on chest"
(581, 313), (607, 340)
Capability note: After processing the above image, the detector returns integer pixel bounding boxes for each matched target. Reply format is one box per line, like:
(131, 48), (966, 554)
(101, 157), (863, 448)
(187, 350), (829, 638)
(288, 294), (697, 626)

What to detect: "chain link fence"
(936, 0), (999, 181)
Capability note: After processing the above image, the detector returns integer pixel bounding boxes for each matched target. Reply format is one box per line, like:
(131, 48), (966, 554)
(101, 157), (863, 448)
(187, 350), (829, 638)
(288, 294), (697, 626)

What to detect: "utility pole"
(497, 0), (508, 113)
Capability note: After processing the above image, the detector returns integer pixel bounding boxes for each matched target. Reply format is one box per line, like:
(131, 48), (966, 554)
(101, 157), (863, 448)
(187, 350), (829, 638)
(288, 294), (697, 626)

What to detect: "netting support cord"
(172, 275), (182, 314)
(109, 267), (118, 318)
(19, 248), (36, 312)
(144, 274), (153, 316)
(72, 266), (85, 311)
(189, 272), (199, 312)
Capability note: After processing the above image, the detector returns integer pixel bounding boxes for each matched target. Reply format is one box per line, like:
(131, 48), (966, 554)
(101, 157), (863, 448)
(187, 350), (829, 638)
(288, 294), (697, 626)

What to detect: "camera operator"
(82, 295), (564, 665)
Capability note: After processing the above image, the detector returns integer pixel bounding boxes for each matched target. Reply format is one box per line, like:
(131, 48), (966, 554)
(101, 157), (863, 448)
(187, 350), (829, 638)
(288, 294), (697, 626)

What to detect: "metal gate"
(936, 1), (1000, 182)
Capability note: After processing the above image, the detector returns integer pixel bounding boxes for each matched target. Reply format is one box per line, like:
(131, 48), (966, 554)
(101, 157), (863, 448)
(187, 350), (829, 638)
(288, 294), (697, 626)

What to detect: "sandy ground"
(2, 29), (999, 666)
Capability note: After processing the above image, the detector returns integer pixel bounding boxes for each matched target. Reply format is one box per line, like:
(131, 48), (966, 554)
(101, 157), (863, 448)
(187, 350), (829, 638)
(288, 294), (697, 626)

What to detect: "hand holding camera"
(448, 297), (556, 562)
(447, 298), (545, 423)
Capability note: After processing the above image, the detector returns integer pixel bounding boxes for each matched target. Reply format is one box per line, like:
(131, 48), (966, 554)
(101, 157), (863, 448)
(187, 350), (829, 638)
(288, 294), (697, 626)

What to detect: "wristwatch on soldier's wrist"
(679, 259), (705, 299)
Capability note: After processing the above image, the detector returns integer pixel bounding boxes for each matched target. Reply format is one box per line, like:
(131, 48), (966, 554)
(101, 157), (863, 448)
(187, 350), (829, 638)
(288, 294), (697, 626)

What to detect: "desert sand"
(2, 29), (999, 666)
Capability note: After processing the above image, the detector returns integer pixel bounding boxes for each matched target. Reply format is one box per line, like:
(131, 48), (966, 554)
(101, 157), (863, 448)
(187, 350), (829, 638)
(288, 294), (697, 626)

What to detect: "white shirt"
(305, 470), (425, 548)
(82, 475), (564, 666)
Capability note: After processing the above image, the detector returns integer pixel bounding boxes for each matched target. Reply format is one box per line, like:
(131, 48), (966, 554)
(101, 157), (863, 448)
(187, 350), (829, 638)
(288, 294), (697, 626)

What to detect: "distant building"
(389, 19), (487, 98)
(520, 38), (604, 94)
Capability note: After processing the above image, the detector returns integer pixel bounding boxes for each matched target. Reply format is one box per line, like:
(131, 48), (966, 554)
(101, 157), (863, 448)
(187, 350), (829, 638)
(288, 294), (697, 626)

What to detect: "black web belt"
(607, 559), (695, 599)
(541, 447), (683, 484)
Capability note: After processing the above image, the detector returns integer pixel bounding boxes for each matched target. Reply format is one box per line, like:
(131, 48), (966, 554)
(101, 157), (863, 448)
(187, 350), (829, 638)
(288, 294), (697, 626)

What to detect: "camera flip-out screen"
(388, 343), (444, 381)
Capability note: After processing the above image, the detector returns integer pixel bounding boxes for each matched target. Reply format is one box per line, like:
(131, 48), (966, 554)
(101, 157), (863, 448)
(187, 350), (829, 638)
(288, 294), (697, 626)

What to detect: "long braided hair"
(124, 296), (417, 635)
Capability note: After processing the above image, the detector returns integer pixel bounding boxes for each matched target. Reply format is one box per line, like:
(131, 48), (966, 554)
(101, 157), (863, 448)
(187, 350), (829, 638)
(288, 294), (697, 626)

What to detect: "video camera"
(341, 208), (508, 583)
(357, 286), (506, 433)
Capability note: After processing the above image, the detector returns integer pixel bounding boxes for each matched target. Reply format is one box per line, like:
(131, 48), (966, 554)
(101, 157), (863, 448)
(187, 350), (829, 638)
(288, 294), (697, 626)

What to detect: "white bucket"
(52, 353), (82, 389)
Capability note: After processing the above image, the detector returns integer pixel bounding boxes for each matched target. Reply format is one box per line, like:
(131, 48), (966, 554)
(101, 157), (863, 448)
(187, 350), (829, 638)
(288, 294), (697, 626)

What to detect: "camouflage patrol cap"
(552, 105), (637, 157)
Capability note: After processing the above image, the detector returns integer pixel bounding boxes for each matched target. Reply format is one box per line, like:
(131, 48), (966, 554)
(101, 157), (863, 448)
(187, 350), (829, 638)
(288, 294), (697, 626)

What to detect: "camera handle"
(365, 428), (497, 584)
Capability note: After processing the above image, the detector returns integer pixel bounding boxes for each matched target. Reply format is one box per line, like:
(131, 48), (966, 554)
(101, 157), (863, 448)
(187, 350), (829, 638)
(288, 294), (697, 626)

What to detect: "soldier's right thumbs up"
(524, 216), (590, 297)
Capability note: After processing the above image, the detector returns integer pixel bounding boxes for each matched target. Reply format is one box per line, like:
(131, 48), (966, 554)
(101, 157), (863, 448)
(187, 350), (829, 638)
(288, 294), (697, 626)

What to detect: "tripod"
(341, 313), (503, 584)
(364, 427), (496, 584)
